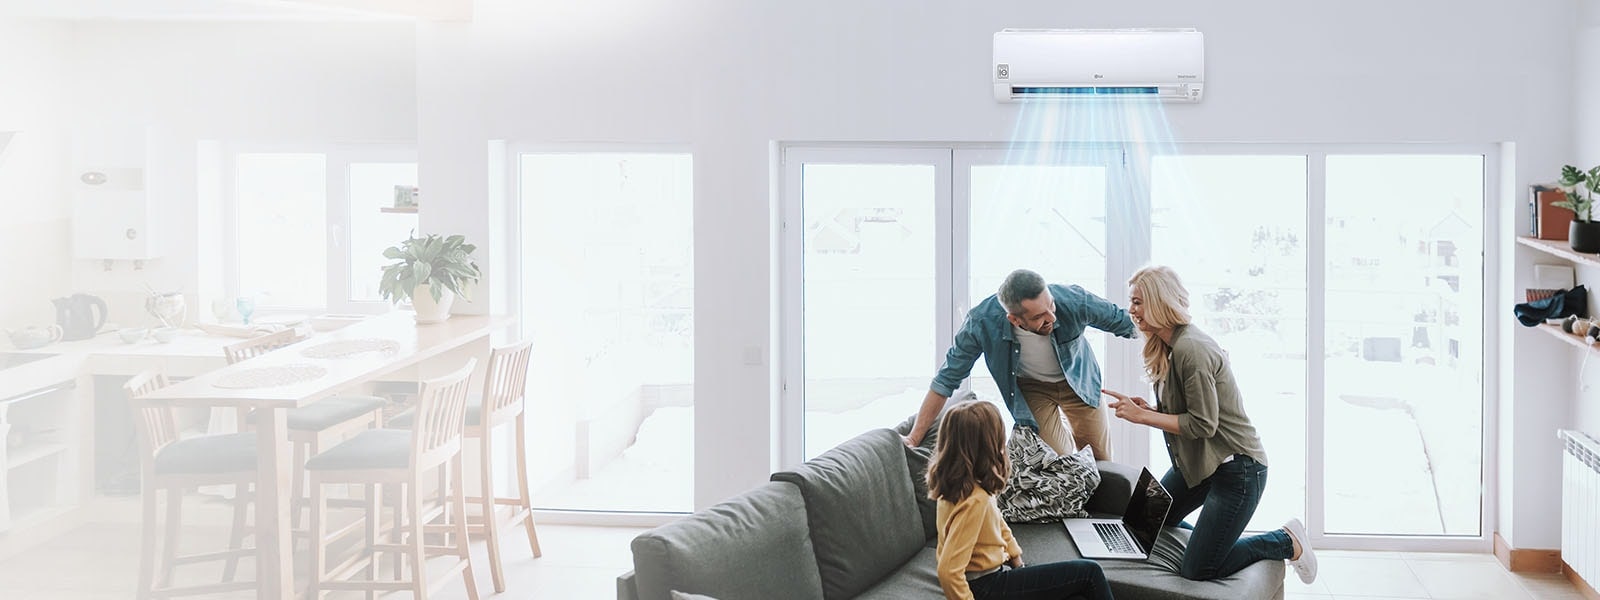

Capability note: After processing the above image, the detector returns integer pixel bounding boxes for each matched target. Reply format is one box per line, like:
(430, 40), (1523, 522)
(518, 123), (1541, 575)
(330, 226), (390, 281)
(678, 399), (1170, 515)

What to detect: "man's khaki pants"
(1017, 377), (1110, 460)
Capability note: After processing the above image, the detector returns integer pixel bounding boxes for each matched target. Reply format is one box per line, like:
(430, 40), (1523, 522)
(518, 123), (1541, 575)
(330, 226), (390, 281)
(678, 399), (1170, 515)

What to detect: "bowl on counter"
(152, 327), (179, 343)
(117, 328), (148, 344)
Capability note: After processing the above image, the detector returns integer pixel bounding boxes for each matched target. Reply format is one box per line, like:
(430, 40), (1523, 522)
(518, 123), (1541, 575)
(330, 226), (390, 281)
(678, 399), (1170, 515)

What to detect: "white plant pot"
(411, 283), (455, 324)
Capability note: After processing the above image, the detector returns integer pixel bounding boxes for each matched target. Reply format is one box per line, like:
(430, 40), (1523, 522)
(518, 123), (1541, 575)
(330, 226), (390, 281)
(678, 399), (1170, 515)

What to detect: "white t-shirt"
(1013, 324), (1066, 382)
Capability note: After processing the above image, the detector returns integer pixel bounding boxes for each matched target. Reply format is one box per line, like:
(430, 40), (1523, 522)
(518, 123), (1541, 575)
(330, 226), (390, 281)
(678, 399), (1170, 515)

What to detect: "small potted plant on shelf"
(1555, 164), (1600, 253)
(378, 233), (481, 324)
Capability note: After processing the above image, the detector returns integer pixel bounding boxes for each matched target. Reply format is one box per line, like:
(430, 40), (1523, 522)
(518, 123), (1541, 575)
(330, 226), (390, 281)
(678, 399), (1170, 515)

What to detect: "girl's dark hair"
(926, 400), (1010, 502)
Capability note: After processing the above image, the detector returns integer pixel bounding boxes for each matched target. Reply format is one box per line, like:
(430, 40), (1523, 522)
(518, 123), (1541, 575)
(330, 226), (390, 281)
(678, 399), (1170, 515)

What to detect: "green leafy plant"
(378, 233), (482, 304)
(1553, 164), (1600, 222)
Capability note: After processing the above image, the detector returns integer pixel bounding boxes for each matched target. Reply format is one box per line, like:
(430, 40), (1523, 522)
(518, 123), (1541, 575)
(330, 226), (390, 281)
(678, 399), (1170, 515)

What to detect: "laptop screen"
(1121, 468), (1174, 553)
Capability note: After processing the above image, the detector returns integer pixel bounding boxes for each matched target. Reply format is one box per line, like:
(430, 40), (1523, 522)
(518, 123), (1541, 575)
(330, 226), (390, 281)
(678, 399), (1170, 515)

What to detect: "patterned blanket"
(996, 426), (1101, 523)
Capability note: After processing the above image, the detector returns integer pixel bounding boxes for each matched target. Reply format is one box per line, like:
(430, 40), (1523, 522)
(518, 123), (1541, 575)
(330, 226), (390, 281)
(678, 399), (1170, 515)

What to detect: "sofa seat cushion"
(630, 481), (824, 600)
(1010, 522), (1285, 600)
(853, 547), (942, 599)
(771, 428), (926, 600)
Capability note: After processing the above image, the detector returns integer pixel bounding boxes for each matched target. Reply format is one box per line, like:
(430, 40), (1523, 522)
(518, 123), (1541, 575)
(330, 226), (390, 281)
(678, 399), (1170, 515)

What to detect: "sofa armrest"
(1085, 460), (1141, 516)
(617, 570), (639, 600)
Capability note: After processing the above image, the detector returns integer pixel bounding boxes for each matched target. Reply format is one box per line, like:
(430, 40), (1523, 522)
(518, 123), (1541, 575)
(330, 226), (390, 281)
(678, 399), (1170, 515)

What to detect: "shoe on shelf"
(1283, 518), (1317, 584)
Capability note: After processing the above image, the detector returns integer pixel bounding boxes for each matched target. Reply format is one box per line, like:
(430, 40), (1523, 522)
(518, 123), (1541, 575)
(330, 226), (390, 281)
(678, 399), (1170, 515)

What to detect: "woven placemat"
(213, 364), (328, 389)
(300, 338), (400, 359)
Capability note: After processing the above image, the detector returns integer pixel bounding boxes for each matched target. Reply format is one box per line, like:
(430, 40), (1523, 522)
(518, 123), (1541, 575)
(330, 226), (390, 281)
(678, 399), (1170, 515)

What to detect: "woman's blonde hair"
(1128, 265), (1192, 382)
(926, 400), (1010, 502)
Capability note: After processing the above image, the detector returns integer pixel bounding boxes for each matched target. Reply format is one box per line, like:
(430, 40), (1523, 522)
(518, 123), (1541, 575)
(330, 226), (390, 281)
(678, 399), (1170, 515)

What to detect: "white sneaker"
(1283, 518), (1317, 584)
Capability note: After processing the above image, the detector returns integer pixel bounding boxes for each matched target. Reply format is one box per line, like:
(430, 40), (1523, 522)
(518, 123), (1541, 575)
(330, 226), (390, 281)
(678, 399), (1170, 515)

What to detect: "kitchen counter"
(0, 328), (246, 400)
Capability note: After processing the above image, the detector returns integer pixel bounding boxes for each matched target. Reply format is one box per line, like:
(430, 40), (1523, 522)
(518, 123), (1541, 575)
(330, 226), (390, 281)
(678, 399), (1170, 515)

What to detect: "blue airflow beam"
(1013, 86), (1160, 95)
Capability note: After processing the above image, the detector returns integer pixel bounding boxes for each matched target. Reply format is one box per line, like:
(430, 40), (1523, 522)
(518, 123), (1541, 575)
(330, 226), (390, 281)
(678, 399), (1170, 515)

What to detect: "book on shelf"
(1532, 184), (1572, 241)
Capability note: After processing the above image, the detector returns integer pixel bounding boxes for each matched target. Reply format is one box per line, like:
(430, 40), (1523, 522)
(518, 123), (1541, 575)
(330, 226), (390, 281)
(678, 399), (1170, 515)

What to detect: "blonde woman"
(1102, 265), (1317, 583)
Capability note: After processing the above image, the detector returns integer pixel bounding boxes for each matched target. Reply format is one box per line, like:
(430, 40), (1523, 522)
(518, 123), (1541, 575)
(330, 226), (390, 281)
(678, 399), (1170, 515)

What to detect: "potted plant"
(1555, 164), (1600, 253)
(378, 233), (482, 323)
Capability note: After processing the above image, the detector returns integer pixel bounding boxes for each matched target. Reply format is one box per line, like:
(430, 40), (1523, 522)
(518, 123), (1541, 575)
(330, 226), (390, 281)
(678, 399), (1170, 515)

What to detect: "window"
(790, 154), (942, 459)
(780, 144), (1493, 551)
(235, 153), (327, 309)
(226, 146), (418, 313)
(1323, 154), (1484, 536)
(517, 151), (694, 513)
(1148, 154), (1309, 533)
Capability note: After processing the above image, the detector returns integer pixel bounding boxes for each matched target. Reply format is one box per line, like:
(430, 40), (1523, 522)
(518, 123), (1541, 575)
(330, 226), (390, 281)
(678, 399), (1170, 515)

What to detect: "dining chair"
(124, 370), (257, 599)
(223, 329), (387, 527)
(304, 358), (480, 600)
(390, 339), (541, 591)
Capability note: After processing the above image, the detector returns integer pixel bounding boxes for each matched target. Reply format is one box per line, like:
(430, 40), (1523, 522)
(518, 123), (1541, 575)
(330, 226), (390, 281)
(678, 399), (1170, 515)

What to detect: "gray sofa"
(618, 427), (1284, 600)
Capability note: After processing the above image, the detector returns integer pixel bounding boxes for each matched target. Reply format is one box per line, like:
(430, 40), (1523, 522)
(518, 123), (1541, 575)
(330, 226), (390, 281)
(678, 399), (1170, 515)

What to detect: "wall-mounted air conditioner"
(993, 28), (1204, 102)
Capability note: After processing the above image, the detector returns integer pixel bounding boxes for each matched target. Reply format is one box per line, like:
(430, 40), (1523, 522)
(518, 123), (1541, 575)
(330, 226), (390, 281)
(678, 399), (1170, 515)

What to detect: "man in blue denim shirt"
(905, 269), (1137, 460)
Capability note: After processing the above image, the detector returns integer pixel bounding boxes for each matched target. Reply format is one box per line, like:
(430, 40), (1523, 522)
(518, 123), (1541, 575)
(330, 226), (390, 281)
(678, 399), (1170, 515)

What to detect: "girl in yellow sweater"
(929, 400), (1115, 600)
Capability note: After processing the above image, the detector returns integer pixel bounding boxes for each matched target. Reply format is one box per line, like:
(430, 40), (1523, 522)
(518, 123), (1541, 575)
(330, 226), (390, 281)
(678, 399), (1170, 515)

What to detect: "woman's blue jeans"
(1161, 456), (1294, 580)
(968, 559), (1114, 600)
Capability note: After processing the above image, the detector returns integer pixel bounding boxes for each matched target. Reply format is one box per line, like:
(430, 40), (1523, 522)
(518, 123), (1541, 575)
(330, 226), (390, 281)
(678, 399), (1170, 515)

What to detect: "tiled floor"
(1284, 550), (1588, 600)
(0, 497), (1589, 599)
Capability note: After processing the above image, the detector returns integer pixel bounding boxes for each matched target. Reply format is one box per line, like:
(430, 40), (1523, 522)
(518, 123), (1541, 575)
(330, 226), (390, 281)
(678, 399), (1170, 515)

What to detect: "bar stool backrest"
(482, 339), (534, 426)
(411, 358), (478, 470)
(124, 371), (179, 460)
(223, 329), (298, 364)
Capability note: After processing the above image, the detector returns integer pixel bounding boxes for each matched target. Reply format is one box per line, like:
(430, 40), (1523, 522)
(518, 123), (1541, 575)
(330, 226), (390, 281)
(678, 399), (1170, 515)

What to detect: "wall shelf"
(5, 443), (65, 470)
(379, 206), (418, 214)
(1517, 237), (1600, 269)
(1535, 322), (1597, 352)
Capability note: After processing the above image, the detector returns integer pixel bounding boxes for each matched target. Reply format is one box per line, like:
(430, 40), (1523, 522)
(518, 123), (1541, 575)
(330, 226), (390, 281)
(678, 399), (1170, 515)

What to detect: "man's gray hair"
(998, 269), (1047, 315)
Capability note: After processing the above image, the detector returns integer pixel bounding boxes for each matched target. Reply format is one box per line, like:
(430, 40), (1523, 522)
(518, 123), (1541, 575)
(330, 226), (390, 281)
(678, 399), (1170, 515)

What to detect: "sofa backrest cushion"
(630, 481), (824, 600)
(771, 428), (926, 600)
(890, 412), (941, 541)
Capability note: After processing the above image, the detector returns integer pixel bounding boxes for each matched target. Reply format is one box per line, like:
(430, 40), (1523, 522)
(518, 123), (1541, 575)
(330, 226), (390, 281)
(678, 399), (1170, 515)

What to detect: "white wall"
(413, 0), (1578, 549)
(1572, 0), (1600, 440)
(61, 21), (418, 325)
(0, 19), (73, 329)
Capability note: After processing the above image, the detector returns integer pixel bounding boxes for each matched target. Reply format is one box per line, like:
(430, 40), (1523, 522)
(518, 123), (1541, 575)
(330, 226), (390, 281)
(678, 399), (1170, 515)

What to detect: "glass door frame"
(1127, 142), (1501, 552)
(778, 146), (955, 469)
(950, 145), (1137, 456)
(778, 141), (1500, 552)
(504, 142), (696, 526)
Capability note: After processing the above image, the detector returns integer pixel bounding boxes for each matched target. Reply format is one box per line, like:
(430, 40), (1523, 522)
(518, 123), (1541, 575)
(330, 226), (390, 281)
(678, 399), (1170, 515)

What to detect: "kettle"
(54, 294), (108, 341)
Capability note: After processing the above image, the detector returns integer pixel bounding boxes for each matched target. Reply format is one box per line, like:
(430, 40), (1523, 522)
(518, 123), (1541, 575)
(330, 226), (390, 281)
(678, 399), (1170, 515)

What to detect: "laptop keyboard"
(1094, 522), (1138, 554)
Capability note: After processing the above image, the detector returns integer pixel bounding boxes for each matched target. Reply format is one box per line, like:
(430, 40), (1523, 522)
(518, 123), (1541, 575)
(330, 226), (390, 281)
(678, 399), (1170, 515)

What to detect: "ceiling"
(0, 0), (467, 21)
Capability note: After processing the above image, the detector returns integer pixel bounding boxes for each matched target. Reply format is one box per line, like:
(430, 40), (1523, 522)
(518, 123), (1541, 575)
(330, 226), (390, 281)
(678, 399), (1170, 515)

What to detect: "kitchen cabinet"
(0, 377), (81, 532)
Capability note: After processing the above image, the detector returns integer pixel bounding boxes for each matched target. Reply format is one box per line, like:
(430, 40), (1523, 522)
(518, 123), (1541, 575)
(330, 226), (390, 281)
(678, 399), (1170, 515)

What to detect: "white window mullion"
(934, 151), (953, 380)
(1306, 151), (1328, 546)
(778, 147), (806, 471)
(1109, 143), (1151, 466)
(326, 150), (351, 313)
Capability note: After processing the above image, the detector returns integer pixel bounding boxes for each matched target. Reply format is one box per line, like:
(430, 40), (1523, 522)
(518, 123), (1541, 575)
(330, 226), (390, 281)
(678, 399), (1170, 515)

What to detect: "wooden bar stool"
(124, 371), (257, 599)
(389, 339), (541, 592)
(224, 329), (387, 526)
(305, 359), (480, 600)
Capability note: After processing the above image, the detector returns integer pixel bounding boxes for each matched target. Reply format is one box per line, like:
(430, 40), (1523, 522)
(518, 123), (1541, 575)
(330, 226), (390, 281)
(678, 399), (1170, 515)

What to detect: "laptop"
(1064, 468), (1173, 560)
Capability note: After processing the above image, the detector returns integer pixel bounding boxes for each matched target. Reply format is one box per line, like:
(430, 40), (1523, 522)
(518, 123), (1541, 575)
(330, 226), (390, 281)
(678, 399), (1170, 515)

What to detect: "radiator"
(1561, 429), (1600, 586)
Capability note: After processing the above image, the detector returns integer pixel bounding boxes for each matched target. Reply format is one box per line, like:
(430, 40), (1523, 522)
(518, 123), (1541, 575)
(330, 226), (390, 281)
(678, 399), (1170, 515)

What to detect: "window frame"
(776, 141), (1501, 553)
(222, 142), (417, 314)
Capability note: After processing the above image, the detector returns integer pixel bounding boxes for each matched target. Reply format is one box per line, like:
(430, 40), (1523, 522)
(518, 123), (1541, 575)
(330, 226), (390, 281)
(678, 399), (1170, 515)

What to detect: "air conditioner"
(993, 28), (1204, 102)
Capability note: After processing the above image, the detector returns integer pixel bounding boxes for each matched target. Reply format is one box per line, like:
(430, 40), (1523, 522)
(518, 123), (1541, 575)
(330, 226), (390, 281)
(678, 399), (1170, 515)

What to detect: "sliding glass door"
(779, 143), (1493, 551)
(782, 149), (949, 460)
(958, 148), (1121, 413)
